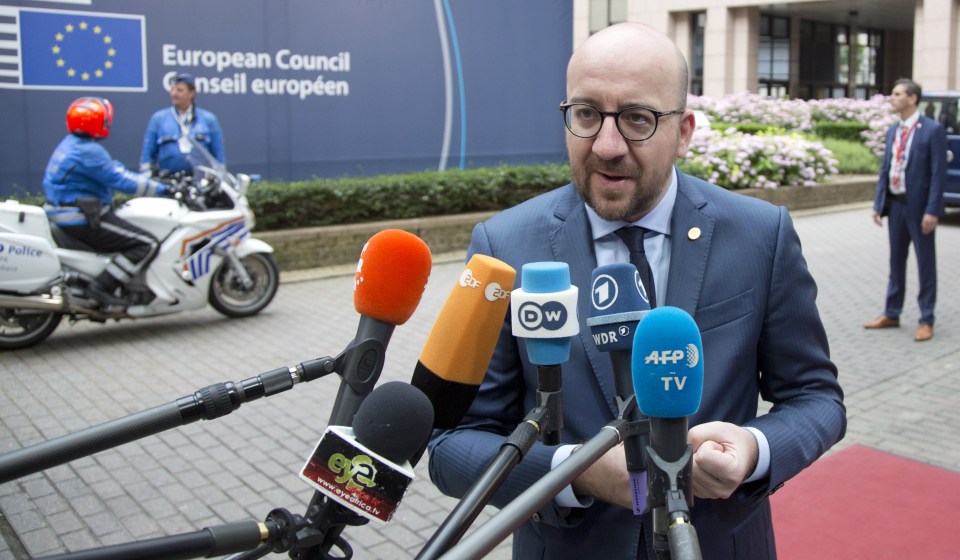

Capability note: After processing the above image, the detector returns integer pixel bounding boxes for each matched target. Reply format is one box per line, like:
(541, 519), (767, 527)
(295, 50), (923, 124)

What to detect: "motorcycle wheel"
(208, 252), (280, 318)
(0, 309), (63, 350)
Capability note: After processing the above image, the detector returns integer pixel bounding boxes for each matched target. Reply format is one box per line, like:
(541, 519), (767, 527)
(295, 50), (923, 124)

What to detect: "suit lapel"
(548, 187), (620, 415)
(906, 116), (929, 170)
(665, 173), (715, 318)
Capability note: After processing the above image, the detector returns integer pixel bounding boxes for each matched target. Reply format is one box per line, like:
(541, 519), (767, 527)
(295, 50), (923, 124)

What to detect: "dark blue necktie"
(615, 226), (657, 308)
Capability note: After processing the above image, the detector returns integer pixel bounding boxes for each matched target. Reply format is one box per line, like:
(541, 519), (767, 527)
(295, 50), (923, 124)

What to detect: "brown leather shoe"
(864, 316), (900, 329)
(915, 324), (934, 342)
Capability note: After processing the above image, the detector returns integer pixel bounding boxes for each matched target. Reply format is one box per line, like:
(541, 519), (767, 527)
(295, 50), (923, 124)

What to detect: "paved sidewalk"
(2, 202), (960, 559)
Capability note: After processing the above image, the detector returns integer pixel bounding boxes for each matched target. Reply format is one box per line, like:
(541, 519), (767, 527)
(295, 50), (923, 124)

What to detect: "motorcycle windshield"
(184, 136), (228, 182)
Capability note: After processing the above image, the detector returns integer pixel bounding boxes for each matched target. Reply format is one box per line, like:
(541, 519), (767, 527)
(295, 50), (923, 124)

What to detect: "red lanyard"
(895, 121), (918, 164)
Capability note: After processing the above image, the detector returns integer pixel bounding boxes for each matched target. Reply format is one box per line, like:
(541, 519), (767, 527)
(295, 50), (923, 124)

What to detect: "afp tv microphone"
(300, 381), (434, 525)
(632, 306), (704, 560)
(329, 229), (432, 426)
(411, 254), (515, 429)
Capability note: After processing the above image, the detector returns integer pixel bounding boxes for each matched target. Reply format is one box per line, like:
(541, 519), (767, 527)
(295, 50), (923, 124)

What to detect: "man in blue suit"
(428, 23), (845, 559)
(864, 78), (947, 342)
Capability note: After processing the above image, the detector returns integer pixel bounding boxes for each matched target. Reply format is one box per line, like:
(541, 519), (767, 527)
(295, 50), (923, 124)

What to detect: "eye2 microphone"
(411, 253), (516, 429)
(510, 261), (579, 444)
(300, 381), (434, 523)
(632, 306), (704, 560)
(329, 229), (432, 426)
(586, 262), (651, 515)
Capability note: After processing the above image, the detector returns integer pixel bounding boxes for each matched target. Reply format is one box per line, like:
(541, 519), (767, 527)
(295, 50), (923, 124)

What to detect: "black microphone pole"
(536, 363), (563, 445)
(416, 403), (552, 560)
(646, 416), (693, 558)
(647, 446), (701, 560)
(36, 517), (286, 560)
(327, 316), (392, 426)
(0, 353), (346, 484)
(437, 415), (647, 560)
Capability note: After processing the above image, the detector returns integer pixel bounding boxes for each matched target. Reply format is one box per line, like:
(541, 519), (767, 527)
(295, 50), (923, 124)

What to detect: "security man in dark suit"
(864, 78), (947, 342)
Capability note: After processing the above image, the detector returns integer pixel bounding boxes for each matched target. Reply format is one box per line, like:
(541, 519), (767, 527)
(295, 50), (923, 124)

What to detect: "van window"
(920, 96), (960, 134)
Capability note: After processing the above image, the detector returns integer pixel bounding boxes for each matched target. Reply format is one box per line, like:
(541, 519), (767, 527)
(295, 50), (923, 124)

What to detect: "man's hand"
(571, 443), (632, 509)
(688, 422), (759, 499)
(921, 213), (939, 235)
(872, 210), (883, 226)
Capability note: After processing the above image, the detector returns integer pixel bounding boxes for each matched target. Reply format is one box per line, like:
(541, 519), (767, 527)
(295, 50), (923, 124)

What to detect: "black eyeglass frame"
(559, 101), (686, 142)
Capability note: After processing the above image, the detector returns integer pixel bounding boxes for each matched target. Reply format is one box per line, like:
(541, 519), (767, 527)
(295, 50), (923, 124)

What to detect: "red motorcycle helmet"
(66, 97), (113, 139)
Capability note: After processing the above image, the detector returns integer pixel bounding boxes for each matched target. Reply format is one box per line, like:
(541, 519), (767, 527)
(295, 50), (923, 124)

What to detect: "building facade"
(575, 0), (959, 99)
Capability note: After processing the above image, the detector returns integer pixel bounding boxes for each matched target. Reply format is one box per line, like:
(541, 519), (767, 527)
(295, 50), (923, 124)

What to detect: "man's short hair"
(894, 78), (921, 101)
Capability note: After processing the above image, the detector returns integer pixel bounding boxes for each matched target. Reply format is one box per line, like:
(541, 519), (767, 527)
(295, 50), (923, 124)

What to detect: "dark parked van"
(918, 91), (960, 206)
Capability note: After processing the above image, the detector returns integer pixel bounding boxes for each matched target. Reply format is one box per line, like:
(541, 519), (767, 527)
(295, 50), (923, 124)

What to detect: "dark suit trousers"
(885, 197), (937, 325)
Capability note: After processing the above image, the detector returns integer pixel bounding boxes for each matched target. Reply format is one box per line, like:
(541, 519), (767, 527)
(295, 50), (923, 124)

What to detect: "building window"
(690, 12), (705, 96)
(758, 15), (790, 98)
(797, 20), (851, 99)
(853, 29), (882, 99)
(589, 0), (628, 34)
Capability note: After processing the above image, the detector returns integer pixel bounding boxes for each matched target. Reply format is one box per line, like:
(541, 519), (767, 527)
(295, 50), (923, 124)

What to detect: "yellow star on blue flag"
(14, 9), (145, 90)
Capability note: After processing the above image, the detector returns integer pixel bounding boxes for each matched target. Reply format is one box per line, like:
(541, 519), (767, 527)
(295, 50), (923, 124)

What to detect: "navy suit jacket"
(874, 115), (947, 218)
(428, 171), (846, 559)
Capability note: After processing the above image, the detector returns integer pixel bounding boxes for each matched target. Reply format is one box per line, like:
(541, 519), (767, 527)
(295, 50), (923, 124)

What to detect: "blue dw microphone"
(632, 306), (704, 558)
(510, 262), (579, 444)
(585, 262), (651, 515)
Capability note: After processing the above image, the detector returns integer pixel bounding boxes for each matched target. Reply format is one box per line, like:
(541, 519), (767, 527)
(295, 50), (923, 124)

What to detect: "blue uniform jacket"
(140, 106), (224, 174)
(43, 134), (164, 226)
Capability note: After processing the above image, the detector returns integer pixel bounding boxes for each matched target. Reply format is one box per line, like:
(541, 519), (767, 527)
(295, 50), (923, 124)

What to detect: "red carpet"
(771, 444), (960, 559)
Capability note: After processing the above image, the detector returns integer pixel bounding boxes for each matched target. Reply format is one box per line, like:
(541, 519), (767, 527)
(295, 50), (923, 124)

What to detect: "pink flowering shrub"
(806, 95), (895, 158)
(681, 128), (839, 189)
(685, 92), (891, 187)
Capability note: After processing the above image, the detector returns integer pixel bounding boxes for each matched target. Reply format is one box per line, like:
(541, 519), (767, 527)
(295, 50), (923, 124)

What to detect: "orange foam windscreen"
(419, 254), (516, 387)
(353, 229), (432, 326)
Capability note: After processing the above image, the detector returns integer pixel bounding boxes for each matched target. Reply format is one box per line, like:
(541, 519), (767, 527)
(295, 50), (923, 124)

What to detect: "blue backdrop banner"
(0, 0), (572, 197)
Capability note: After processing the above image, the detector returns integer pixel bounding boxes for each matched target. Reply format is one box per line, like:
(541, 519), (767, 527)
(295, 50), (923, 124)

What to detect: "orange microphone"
(411, 254), (516, 429)
(354, 229), (432, 326)
(329, 229), (432, 425)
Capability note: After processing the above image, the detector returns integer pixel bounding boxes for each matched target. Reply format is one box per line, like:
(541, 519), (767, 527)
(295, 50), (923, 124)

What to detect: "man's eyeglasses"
(559, 101), (685, 142)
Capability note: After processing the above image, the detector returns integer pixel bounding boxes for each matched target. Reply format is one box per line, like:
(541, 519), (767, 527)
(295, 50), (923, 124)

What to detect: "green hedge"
(812, 121), (870, 143)
(248, 164), (571, 230)
(6, 165), (571, 231)
(818, 137), (880, 174)
(710, 122), (785, 135)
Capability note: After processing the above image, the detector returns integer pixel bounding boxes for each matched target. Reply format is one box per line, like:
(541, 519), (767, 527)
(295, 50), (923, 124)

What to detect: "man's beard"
(571, 158), (671, 222)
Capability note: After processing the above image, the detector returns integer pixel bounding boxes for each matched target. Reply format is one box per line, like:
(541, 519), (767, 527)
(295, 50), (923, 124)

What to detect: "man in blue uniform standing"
(44, 97), (169, 306)
(140, 72), (225, 175)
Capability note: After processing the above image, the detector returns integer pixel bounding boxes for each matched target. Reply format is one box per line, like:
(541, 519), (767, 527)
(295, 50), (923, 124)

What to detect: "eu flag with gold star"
(17, 9), (145, 90)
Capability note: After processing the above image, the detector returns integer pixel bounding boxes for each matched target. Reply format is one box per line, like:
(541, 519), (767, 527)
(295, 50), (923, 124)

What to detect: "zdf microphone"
(411, 254), (515, 429)
(300, 381), (435, 525)
(329, 229), (432, 426)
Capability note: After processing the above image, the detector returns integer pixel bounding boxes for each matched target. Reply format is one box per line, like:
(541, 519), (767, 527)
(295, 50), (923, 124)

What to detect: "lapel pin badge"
(688, 227), (701, 240)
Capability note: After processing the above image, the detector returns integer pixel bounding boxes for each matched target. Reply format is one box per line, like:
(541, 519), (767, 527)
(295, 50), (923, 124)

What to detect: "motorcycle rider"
(139, 72), (225, 175)
(43, 97), (169, 306)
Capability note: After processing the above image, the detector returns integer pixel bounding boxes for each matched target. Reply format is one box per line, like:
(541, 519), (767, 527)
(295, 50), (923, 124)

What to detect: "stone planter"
(258, 175), (876, 272)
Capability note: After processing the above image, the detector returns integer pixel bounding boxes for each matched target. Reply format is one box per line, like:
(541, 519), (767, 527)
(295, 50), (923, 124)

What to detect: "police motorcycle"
(0, 137), (279, 350)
